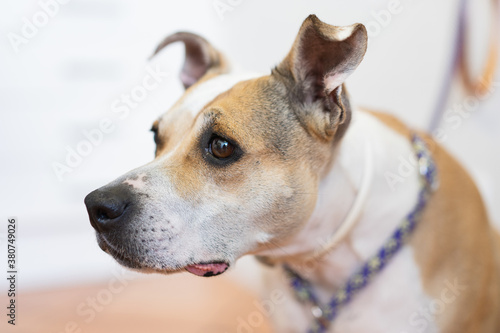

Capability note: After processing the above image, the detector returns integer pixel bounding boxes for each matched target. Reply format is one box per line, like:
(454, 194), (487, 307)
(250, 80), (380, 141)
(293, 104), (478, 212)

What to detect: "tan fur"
(369, 110), (500, 332)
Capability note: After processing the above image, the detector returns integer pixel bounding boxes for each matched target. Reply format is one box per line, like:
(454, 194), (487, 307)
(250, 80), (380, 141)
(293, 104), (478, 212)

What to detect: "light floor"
(1, 274), (272, 333)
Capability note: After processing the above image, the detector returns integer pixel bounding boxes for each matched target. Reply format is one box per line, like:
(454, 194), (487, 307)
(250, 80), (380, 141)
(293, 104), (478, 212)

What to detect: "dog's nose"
(84, 187), (131, 232)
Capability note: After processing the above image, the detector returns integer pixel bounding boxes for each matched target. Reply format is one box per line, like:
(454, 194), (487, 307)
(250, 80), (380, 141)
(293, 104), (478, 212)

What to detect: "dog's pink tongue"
(186, 263), (228, 277)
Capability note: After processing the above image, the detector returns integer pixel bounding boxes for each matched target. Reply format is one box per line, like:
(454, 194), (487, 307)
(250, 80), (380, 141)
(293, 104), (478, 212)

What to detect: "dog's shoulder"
(365, 109), (500, 331)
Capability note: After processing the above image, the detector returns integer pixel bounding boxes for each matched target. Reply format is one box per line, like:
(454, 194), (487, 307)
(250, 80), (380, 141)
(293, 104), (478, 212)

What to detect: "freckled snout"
(85, 186), (133, 233)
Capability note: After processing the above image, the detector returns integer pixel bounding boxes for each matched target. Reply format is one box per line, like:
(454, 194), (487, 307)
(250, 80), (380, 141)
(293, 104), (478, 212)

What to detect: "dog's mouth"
(185, 262), (229, 277)
(96, 235), (230, 277)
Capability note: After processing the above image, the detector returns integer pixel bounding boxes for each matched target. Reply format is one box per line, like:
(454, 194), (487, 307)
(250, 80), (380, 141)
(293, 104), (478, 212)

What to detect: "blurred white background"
(0, 0), (499, 292)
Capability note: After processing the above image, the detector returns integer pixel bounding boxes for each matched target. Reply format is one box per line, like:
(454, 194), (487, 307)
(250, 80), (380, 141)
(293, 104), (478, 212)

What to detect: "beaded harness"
(283, 133), (439, 333)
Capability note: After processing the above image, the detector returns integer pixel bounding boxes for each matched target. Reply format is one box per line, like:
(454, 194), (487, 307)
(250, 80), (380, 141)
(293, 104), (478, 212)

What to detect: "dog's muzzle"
(84, 185), (231, 277)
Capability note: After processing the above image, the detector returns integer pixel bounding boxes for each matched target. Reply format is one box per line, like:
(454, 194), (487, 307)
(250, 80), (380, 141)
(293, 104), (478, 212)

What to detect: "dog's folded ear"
(151, 32), (229, 89)
(275, 15), (368, 140)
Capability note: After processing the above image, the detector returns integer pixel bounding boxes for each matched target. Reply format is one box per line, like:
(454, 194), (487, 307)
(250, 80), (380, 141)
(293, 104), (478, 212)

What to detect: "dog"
(85, 15), (500, 332)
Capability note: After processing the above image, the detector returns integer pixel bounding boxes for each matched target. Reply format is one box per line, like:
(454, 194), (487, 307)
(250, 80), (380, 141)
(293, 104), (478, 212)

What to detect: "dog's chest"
(263, 247), (439, 333)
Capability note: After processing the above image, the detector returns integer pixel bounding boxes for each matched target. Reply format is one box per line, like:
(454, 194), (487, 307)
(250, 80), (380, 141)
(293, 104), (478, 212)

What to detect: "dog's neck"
(257, 109), (420, 300)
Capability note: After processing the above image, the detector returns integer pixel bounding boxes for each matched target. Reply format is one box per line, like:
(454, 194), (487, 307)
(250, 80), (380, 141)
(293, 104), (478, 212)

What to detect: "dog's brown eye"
(210, 137), (234, 159)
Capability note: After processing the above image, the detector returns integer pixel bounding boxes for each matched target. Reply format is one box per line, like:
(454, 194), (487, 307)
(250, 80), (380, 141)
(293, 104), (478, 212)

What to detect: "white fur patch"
(256, 108), (438, 332)
(333, 247), (438, 333)
(334, 25), (357, 41)
(177, 71), (263, 117)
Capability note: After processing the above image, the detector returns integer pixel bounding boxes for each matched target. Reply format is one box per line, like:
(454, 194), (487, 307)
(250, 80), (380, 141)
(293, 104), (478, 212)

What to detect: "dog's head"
(84, 15), (367, 277)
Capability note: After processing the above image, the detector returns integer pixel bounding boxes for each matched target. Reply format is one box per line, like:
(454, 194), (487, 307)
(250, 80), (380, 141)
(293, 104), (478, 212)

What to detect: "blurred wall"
(0, 0), (498, 290)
